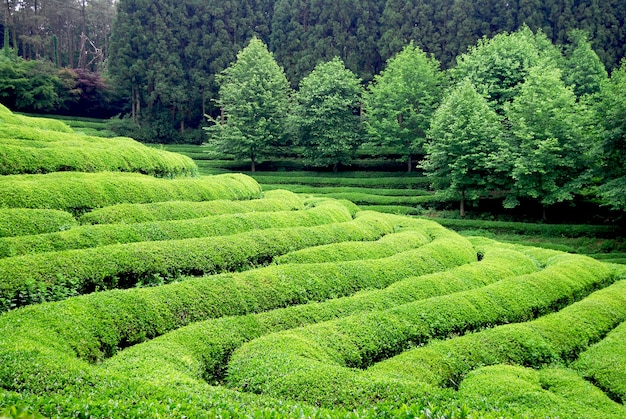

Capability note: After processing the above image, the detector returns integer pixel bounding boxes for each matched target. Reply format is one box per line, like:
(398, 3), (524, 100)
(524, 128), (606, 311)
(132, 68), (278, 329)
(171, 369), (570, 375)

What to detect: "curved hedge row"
(572, 317), (626, 403)
(0, 219), (473, 382)
(457, 365), (625, 418)
(370, 278), (626, 389)
(249, 173), (431, 188)
(0, 211), (400, 311)
(100, 244), (536, 387)
(0, 104), (72, 132)
(79, 189), (304, 224)
(0, 172), (262, 213)
(0, 199), (353, 258)
(0, 141), (198, 177)
(274, 229), (431, 264)
(0, 208), (77, 238)
(261, 184), (431, 196)
(225, 253), (614, 408)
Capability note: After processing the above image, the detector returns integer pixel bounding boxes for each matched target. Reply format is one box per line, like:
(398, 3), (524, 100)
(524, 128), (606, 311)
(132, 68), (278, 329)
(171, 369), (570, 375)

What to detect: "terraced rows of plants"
(1, 111), (625, 418)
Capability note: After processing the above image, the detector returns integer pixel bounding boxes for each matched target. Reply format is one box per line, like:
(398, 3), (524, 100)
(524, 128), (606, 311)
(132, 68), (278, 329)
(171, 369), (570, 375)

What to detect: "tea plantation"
(1, 108), (625, 418)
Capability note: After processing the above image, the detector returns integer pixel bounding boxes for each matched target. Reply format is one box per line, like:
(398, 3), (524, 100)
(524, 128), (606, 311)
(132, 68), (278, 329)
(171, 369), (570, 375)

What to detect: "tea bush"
(79, 189), (304, 224)
(573, 317), (626, 403)
(0, 199), (353, 258)
(0, 211), (401, 311)
(0, 172), (262, 213)
(225, 253), (615, 407)
(0, 209), (77, 238)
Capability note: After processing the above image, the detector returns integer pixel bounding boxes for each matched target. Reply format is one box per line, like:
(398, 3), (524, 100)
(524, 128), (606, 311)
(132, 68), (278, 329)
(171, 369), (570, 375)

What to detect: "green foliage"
(206, 38), (291, 171)
(292, 57), (364, 171)
(0, 209), (77, 238)
(595, 59), (626, 211)
(0, 211), (398, 311)
(79, 189), (304, 224)
(422, 79), (505, 215)
(562, 30), (609, 98)
(503, 62), (593, 210)
(0, 172), (261, 213)
(573, 319), (626, 403)
(365, 42), (445, 167)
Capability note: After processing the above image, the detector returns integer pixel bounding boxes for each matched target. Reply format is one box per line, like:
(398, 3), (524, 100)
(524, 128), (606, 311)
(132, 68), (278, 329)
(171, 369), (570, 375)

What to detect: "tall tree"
(503, 62), (592, 219)
(421, 79), (505, 217)
(562, 29), (608, 98)
(207, 37), (291, 172)
(594, 59), (626, 211)
(364, 42), (445, 171)
(293, 57), (364, 172)
(452, 26), (559, 113)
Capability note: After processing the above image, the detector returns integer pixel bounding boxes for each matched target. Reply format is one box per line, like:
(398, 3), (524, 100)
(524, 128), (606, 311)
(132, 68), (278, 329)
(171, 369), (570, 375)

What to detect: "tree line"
(106, 0), (626, 142)
(207, 29), (626, 217)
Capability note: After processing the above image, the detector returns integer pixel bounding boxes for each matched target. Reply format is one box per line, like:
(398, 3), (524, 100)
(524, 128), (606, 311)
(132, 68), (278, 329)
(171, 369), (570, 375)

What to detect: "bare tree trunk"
(460, 189), (466, 218)
(407, 155), (412, 172)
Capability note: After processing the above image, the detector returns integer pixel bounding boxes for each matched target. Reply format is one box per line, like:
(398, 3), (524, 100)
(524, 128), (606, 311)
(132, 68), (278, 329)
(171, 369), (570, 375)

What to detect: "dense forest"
(1, 0), (625, 142)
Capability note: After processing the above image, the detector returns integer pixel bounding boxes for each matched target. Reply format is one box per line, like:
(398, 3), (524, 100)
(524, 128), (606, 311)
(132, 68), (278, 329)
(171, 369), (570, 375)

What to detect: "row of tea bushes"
(457, 364), (624, 418)
(0, 104), (71, 132)
(369, 272), (626, 388)
(0, 199), (354, 258)
(0, 107), (198, 177)
(274, 229), (431, 264)
(0, 218), (474, 378)
(225, 253), (615, 408)
(573, 312), (626, 403)
(249, 172), (431, 189)
(101, 243), (537, 387)
(79, 189), (305, 224)
(0, 208), (77, 237)
(0, 172), (262, 213)
(260, 184), (431, 196)
(0, 211), (399, 311)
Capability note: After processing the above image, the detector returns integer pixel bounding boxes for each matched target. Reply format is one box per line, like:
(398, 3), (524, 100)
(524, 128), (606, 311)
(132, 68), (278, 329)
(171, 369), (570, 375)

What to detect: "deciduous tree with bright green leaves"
(421, 79), (505, 217)
(595, 59), (626, 211)
(206, 37), (291, 171)
(364, 42), (445, 172)
(292, 57), (364, 172)
(562, 30), (608, 98)
(503, 62), (593, 219)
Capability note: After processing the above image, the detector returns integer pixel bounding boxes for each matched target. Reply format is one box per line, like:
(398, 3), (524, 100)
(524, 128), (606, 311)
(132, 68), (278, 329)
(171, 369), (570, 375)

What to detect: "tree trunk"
(333, 162), (339, 173)
(407, 154), (413, 172)
(542, 205), (547, 222)
(460, 189), (466, 218)
(250, 152), (256, 172)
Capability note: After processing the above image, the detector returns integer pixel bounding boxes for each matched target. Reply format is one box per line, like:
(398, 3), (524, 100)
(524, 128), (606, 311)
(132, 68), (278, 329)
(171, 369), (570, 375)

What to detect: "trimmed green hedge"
(0, 124), (198, 177)
(274, 228), (431, 264)
(225, 253), (614, 407)
(371, 278), (626, 389)
(0, 209), (77, 238)
(0, 104), (72, 132)
(0, 199), (354, 258)
(423, 216), (620, 238)
(79, 189), (304, 224)
(249, 173), (431, 188)
(457, 365), (625, 418)
(287, 191), (443, 206)
(260, 184), (431, 196)
(0, 172), (262, 213)
(0, 211), (399, 311)
(573, 319), (626, 403)
(101, 243), (535, 387)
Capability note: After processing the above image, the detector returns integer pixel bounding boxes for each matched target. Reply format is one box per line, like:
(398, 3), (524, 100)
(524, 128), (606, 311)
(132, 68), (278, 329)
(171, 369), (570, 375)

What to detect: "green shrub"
(101, 243), (535, 387)
(0, 127), (198, 177)
(573, 319), (626, 403)
(0, 199), (352, 258)
(274, 228), (431, 264)
(0, 172), (262, 213)
(248, 173), (431, 188)
(0, 104), (72, 132)
(260, 184), (431, 196)
(371, 277), (626, 389)
(457, 365), (625, 418)
(0, 211), (400, 311)
(0, 209), (77, 238)
(225, 253), (614, 407)
(79, 189), (303, 224)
